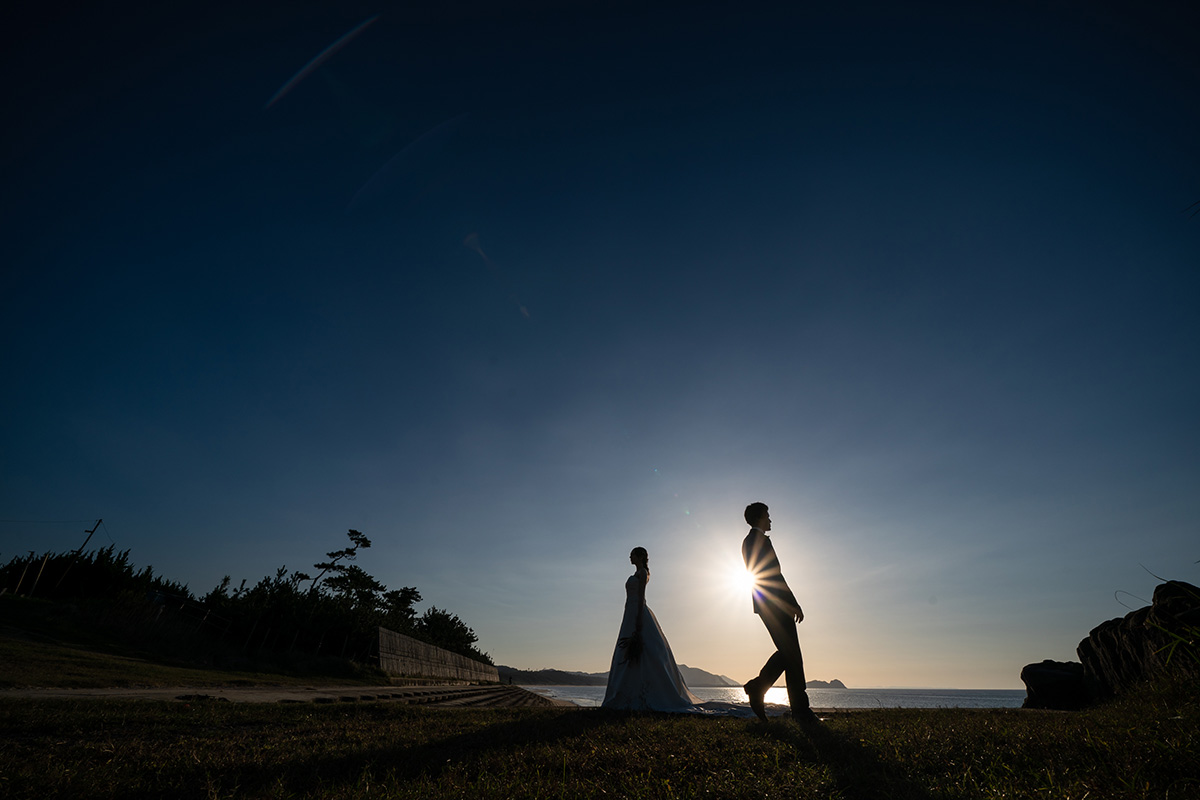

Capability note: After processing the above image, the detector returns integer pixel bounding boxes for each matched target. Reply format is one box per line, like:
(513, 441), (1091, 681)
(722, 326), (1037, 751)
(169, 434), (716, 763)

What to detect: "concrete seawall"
(378, 626), (499, 683)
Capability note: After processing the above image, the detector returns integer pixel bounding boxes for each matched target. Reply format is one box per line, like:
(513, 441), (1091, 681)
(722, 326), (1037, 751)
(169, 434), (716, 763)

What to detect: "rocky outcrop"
(1020, 660), (1089, 710)
(1021, 580), (1200, 709)
(1076, 580), (1200, 701)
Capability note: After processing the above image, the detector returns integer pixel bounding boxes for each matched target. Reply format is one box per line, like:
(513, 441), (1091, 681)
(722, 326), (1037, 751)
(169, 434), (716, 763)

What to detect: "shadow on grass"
(163, 707), (621, 797)
(77, 704), (959, 799)
(755, 716), (948, 800)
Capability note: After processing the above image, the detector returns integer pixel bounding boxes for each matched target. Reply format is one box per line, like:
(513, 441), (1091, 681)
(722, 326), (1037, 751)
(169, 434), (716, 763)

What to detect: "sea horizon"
(526, 685), (1028, 709)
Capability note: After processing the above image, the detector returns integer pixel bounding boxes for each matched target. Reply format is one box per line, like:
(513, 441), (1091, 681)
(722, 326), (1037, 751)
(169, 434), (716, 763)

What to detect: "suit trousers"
(755, 605), (810, 711)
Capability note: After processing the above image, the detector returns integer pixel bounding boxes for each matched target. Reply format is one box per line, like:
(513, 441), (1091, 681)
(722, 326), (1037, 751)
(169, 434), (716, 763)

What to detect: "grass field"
(4, 595), (1197, 798)
(2, 679), (1197, 799)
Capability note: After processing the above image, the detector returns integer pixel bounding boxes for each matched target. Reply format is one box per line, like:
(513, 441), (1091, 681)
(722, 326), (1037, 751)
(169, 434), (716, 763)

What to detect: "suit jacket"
(742, 527), (799, 616)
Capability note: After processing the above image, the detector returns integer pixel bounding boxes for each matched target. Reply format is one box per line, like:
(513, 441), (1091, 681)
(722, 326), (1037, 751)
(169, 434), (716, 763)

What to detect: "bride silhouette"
(602, 547), (700, 711)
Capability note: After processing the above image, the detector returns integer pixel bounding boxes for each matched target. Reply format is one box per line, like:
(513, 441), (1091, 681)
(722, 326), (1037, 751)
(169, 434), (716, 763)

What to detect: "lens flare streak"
(264, 15), (380, 110)
(464, 232), (531, 320)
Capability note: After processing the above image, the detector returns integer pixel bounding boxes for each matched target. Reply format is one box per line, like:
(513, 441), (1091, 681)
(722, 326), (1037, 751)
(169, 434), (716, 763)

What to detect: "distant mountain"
(497, 664), (841, 689)
(678, 664), (740, 686)
(498, 664), (739, 686)
(497, 666), (606, 685)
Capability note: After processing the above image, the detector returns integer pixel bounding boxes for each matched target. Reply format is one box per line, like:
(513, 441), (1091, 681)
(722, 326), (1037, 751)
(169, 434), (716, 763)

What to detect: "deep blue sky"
(3, 1), (1198, 687)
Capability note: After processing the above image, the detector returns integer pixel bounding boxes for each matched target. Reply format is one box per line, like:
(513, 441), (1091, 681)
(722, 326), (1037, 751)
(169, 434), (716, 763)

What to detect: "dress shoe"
(743, 679), (767, 722)
(791, 708), (822, 726)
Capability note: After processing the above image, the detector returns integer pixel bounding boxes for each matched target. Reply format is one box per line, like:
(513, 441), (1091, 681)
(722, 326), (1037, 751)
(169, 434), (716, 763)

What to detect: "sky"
(2, 1), (1198, 689)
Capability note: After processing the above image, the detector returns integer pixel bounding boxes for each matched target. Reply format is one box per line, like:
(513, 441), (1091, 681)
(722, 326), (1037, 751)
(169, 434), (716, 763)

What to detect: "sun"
(700, 543), (760, 611)
(729, 561), (758, 597)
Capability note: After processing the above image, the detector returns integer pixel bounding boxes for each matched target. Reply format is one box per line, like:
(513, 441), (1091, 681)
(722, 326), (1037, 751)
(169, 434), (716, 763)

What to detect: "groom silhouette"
(742, 502), (819, 724)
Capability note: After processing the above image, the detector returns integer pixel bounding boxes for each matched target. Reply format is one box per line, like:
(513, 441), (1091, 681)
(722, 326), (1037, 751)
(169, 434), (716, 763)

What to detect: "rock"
(1020, 660), (1089, 710)
(1076, 580), (1200, 701)
(1021, 580), (1200, 708)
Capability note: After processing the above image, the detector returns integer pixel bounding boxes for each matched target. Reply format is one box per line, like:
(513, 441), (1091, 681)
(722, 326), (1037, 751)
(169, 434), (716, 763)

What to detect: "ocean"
(525, 685), (1027, 709)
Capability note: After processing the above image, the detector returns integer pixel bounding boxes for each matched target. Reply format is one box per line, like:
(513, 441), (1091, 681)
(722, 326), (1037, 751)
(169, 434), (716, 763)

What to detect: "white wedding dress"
(602, 568), (701, 711)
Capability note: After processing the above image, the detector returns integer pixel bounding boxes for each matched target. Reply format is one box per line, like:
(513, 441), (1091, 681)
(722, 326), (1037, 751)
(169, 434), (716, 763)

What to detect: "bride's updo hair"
(630, 547), (649, 579)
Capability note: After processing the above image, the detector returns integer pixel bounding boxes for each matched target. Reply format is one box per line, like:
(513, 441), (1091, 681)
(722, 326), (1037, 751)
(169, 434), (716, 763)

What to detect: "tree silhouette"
(324, 564), (386, 612)
(308, 529), (372, 594)
(417, 606), (492, 664)
(192, 529), (486, 666)
(381, 586), (422, 634)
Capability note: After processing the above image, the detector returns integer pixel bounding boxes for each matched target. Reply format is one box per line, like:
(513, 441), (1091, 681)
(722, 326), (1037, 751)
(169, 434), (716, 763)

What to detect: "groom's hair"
(744, 502), (769, 526)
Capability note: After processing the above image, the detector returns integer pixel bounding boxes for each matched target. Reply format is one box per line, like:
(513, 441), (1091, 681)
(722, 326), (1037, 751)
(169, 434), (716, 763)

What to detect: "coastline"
(525, 684), (1027, 710)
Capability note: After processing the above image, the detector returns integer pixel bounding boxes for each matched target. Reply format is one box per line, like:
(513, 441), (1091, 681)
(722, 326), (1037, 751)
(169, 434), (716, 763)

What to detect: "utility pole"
(53, 518), (103, 592)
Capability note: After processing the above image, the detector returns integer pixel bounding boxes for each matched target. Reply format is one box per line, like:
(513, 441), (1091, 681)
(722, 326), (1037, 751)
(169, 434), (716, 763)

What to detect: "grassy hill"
(0, 594), (387, 689)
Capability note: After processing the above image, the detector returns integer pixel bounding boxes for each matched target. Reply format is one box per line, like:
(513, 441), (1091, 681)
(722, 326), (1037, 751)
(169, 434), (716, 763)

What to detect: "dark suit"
(742, 526), (809, 711)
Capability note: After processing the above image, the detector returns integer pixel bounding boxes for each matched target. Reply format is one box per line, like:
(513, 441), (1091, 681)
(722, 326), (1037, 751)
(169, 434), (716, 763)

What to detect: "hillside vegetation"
(1, 530), (491, 684)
